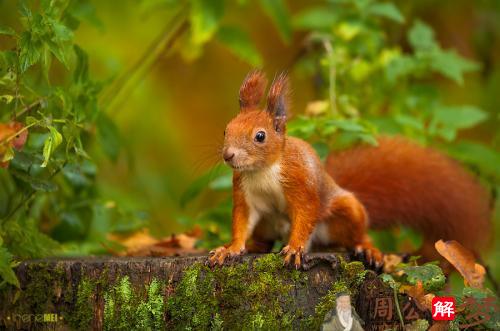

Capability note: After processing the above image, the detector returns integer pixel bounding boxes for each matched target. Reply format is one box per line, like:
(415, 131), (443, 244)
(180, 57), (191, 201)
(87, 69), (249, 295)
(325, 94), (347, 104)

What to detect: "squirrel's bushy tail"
(326, 137), (492, 261)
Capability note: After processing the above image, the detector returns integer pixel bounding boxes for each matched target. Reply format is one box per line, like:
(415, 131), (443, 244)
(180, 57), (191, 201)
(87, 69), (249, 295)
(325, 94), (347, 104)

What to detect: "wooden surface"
(0, 253), (432, 330)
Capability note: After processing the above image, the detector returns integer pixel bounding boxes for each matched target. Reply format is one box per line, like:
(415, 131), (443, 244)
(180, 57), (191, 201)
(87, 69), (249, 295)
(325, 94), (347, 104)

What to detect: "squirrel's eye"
(254, 131), (266, 143)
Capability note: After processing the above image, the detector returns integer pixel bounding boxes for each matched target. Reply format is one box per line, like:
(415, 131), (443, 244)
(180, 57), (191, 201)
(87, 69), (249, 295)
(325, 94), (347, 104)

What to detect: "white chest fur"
(240, 163), (288, 237)
(241, 163), (287, 214)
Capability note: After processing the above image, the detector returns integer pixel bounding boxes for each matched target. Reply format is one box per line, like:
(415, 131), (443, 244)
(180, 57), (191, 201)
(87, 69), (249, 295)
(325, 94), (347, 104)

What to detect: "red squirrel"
(208, 70), (492, 268)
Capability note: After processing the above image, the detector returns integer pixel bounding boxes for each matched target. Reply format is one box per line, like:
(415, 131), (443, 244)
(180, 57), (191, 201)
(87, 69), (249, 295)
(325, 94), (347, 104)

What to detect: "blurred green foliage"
(0, 0), (498, 292)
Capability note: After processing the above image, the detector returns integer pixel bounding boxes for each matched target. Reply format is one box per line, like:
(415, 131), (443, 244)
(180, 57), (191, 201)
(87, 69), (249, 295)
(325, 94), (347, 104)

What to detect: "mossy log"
(0, 253), (432, 330)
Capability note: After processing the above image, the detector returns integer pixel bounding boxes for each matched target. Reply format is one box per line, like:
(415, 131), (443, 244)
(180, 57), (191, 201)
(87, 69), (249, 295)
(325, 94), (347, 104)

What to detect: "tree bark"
(0, 253), (431, 330)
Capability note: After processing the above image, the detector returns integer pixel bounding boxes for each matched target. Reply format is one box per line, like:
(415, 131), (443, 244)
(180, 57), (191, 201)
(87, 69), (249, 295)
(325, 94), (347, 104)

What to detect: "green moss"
(66, 277), (95, 330)
(1, 254), (368, 330)
(7, 262), (67, 315)
(167, 263), (217, 330)
(103, 276), (166, 330)
(167, 254), (309, 330)
(165, 255), (369, 330)
(135, 279), (165, 330)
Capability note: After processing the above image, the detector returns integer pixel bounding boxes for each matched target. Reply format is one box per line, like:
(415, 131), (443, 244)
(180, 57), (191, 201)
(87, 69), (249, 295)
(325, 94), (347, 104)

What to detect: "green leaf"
(51, 211), (87, 242)
(46, 40), (70, 69)
(10, 151), (40, 172)
(216, 26), (262, 66)
(62, 163), (92, 187)
(96, 113), (121, 161)
(336, 22), (362, 41)
(401, 263), (446, 292)
(287, 116), (317, 139)
(394, 114), (425, 132)
(41, 126), (63, 167)
(325, 119), (367, 132)
(446, 140), (500, 180)
(0, 26), (16, 36)
(190, 0), (224, 45)
(51, 20), (73, 42)
(259, 0), (292, 43)
(2, 146), (14, 163)
(73, 45), (89, 83)
(181, 166), (230, 207)
(312, 142), (329, 161)
(380, 273), (400, 290)
(367, 3), (404, 23)
(66, 0), (104, 30)
(292, 7), (337, 30)
(2, 218), (60, 259)
(0, 247), (19, 288)
(10, 169), (58, 192)
(3, 92), (18, 106)
(209, 172), (233, 191)
(429, 105), (488, 141)
(19, 31), (42, 72)
(385, 55), (419, 83)
(429, 50), (479, 84)
(408, 20), (436, 52)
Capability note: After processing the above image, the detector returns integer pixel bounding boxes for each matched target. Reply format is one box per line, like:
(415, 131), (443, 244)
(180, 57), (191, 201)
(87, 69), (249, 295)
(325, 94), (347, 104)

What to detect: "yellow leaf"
(435, 239), (485, 288)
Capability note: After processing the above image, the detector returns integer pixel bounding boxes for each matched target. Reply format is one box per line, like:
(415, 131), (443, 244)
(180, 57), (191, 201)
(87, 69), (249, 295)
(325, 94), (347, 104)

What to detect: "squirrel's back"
(325, 137), (492, 257)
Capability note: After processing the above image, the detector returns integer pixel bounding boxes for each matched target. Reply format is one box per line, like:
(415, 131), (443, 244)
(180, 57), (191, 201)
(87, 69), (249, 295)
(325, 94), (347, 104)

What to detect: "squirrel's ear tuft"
(239, 70), (268, 111)
(267, 72), (289, 133)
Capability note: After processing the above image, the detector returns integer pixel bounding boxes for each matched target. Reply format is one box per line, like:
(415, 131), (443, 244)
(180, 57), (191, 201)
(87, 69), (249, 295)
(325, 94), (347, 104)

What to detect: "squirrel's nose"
(223, 149), (235, 162)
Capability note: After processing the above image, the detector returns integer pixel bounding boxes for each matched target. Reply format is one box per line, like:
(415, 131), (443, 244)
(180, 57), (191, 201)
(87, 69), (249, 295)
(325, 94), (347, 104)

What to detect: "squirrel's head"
(222, 70), (288, 172)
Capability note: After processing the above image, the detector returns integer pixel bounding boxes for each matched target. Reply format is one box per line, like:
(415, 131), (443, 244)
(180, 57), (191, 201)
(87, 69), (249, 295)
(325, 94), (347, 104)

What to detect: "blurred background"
(0, 0), (498, 291)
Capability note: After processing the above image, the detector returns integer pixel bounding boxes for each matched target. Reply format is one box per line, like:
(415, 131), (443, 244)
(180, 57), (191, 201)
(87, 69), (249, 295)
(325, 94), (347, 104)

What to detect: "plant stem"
(14, 98), (44, 118)
(99, 4), (189, 114)
(393, 287), (405, 329)
(321, 38), (337, 117)
(1, 163), (65, 225)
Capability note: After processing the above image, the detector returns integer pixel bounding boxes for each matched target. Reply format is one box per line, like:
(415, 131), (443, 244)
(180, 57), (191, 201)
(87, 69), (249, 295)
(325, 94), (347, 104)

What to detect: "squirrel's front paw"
(208, 245), (245, 266)
(280, 245), (305, 270)
(353, 244), (384, 271)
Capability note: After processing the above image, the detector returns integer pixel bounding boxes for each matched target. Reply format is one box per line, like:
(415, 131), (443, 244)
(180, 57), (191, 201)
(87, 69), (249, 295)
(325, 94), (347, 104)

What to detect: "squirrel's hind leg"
(324, 192), (383, 267)
(247, 220), (277, 253)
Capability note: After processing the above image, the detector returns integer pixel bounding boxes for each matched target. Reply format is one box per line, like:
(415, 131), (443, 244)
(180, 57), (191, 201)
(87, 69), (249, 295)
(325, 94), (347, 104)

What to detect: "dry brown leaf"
(401, 280), (434, 311)
(435, 239), (485, 288)
(383, 253), (403, 274)
(429, 320), (449, 331)
(107, 229), (158, 252)
(0, 122), (28, 168)
(107, 227), (204, 257)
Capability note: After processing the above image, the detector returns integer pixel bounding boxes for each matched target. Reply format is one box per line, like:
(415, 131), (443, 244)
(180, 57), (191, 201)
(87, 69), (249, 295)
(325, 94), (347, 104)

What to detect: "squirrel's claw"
(280, 245), (304, 270)
(353, 244), (384, 272)
(208, 245), (245, 267)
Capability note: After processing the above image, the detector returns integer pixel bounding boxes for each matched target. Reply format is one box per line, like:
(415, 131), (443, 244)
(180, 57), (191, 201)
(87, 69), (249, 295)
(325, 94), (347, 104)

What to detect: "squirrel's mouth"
(231, 164), (246, 171)
(228, 163), (253, 172)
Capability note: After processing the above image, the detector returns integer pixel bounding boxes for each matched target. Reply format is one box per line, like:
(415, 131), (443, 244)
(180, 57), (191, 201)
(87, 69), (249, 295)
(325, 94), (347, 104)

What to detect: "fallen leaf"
(106, 227), (204, 257)
(435, 240), (485, 288)
(383, 253), (403, 274)
(401, 280), (434, 311)
(428, 320), (449, 331)
(0, 121), (28, 168)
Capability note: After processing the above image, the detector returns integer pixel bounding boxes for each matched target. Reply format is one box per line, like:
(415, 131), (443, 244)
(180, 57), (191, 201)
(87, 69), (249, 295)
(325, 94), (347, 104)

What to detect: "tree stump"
(0, 253), (431, 330)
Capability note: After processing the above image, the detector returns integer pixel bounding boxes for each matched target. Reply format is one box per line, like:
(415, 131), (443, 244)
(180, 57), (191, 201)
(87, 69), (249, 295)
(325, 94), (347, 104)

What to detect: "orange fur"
(210, 70), (380, 267)
(239, 70), (268, 111)
(325, 137), (492, 261)
(210, 70), (491, 268)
